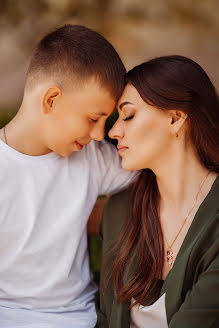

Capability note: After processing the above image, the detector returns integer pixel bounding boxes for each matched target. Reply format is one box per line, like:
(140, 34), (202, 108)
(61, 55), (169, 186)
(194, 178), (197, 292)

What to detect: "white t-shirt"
(130, 294), (168, 328)
(0, 139), (136, 328)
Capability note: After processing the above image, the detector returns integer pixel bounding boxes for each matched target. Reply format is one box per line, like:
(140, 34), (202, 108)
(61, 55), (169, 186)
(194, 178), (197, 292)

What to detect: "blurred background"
(1, 0), (219, 112)
(1, 0), (219, 281)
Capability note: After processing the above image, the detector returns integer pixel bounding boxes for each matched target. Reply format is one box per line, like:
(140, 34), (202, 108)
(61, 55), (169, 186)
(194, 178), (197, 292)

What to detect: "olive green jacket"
(96, 175), (219, 327)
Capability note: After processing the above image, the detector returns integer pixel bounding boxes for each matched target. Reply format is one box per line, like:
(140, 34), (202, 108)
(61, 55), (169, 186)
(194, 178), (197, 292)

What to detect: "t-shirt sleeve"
(87, 140), (138, 195)
(169, 252), (219, 328)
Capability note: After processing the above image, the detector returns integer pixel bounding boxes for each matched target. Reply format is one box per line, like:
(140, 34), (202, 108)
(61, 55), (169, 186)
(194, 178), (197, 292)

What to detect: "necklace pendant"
(167, 250), (174, 265)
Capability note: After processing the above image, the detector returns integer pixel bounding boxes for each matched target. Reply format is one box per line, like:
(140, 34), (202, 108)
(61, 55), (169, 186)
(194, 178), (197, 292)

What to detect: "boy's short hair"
(26, 25), (126, 100)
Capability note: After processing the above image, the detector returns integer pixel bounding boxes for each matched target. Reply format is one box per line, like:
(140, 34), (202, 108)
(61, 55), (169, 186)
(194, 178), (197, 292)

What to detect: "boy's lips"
(75, 141), (84, 150)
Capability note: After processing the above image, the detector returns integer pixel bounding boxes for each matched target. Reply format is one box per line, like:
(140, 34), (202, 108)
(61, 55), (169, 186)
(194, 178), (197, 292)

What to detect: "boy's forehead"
(69, 79), (115, 102)
(80, 77), (113, 95)
(63, 82), (116, 116)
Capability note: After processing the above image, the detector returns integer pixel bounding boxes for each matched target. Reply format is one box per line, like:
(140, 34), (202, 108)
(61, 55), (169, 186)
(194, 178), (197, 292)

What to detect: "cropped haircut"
(26, 25), (126, 100)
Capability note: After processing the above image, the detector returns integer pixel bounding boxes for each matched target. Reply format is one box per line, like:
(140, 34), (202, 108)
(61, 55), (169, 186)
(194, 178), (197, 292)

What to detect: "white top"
(130, 293), (168, 328)
(0, 139), (136, 328)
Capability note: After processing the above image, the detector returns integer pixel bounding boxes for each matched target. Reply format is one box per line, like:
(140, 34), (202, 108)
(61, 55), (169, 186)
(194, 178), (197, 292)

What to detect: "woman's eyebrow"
(119, 101), (134, 110)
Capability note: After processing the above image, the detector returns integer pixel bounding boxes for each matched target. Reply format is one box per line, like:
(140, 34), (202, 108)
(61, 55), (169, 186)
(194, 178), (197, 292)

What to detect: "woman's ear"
(42, 86), (62, 115)
(169, 110), (188, 137)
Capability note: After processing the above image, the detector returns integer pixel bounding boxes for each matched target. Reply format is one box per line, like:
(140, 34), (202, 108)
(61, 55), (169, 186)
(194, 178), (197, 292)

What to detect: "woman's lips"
(117, 144), (129, 153)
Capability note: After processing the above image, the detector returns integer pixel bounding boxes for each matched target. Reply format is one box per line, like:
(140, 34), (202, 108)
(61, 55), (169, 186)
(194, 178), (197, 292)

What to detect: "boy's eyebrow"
(119, 101), (134, 110)
(95, 112), (108, 116)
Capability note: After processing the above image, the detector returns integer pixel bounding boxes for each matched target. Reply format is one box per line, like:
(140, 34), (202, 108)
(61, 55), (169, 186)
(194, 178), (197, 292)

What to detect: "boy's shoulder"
(86, 139), (116, 154)
(70, 139), (117, 163)
(68, 140), (116, 159)
(67, 140), (118, 174)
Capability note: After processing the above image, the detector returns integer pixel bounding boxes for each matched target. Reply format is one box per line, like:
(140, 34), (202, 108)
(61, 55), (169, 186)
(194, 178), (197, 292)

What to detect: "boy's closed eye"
(89, 118), (99, 123)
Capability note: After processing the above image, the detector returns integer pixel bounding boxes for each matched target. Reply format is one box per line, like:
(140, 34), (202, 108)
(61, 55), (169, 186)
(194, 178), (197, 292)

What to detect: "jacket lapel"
(109, 300), (130, 328)
(161, 175), (219, 323)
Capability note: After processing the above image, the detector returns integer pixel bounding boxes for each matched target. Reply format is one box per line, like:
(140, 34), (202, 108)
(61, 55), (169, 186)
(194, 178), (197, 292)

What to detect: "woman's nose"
(108, 120), (123, 140)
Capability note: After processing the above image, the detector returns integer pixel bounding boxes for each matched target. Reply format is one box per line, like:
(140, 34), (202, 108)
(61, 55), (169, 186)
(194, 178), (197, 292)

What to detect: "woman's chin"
(121, 159), (137, 171)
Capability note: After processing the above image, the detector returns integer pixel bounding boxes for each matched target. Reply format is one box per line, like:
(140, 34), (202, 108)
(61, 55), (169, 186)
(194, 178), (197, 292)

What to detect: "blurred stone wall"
(0, 0), (219, 110)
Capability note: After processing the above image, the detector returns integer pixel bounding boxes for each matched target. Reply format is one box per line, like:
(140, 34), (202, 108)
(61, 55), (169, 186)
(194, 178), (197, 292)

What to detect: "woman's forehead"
(118, 84), (143, 108)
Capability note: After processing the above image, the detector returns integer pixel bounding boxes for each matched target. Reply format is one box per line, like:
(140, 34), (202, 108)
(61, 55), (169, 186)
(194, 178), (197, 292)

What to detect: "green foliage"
(105, 109), (118, 146)
(0, 111), (16, 128)
(88, 235), (102, 285)
(0, 0), (49, 25)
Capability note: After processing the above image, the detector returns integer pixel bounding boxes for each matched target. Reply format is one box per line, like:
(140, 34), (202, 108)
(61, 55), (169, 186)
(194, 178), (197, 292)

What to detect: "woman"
(96, 55), (219, 328)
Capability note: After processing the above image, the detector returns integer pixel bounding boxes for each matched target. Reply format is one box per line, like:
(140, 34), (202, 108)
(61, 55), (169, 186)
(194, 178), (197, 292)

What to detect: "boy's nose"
(90, 126), (105, 141)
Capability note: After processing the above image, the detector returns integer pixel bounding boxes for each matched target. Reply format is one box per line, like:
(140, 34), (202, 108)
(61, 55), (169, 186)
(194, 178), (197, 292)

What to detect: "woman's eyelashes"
(123, 115), (134, 122)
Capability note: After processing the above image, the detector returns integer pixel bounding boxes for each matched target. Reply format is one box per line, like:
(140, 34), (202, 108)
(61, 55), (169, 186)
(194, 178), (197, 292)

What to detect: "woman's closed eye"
(123, 115), (134, 122)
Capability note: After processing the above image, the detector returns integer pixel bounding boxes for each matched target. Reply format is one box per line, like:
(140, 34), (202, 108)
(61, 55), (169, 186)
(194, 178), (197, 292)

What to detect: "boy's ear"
(168, 110), (188, 136)
(42, 87), (62, 114)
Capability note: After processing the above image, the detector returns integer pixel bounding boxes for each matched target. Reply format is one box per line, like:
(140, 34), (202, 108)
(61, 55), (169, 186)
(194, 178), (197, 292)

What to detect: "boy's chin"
(53, 146), (76, 157)
(56, 151), (71, 157)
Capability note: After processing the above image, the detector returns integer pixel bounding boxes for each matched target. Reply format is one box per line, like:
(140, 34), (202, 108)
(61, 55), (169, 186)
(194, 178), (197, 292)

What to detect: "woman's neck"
(154, 146), (216, 219)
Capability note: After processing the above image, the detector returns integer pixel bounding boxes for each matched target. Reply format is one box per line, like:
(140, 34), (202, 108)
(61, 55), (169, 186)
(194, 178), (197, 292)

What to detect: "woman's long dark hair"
(106, 55), (219, 307)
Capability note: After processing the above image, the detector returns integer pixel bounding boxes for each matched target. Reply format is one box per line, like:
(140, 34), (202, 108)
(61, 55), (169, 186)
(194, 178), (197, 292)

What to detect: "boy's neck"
(0, 110), (51, 156)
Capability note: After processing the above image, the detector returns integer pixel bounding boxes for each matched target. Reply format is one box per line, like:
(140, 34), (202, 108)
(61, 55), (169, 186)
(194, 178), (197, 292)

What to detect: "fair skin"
(0, 76), (116, 235)
(109, 83), (217, 279)
(0, 77), (115, 157)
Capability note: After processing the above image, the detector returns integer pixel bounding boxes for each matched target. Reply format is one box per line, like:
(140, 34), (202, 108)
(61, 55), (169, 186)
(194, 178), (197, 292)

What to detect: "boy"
(0, 25), (135, 327)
